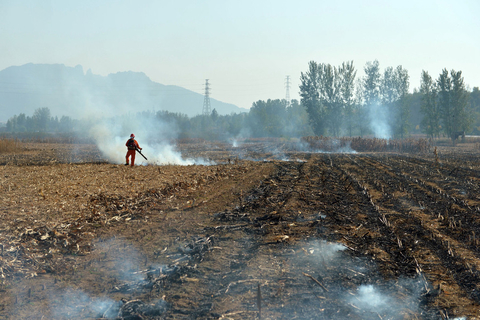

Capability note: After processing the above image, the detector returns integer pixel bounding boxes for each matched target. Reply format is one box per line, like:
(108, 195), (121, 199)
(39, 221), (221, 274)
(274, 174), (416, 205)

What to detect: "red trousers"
(126, 149), (136, 166)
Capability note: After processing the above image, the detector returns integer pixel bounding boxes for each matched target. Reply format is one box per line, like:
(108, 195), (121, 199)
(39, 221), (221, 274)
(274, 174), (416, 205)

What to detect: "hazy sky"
(1, 0), (479, 111)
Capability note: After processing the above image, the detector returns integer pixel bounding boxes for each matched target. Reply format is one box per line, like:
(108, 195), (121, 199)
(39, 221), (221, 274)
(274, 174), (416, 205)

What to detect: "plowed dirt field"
(1, 141), (480, 319)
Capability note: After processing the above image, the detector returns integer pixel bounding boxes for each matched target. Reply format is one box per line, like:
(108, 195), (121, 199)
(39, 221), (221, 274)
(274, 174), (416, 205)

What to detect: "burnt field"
(1, 140), (480, 319)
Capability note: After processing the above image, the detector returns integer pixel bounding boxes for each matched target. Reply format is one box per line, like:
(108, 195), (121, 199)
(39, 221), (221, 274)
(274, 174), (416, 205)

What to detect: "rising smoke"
(93, 237), (147, 283)
(48, 288), (121, 319)
(367, 102), (392, 139)
(44, 237), (167, 318)
(89, 113), (211, 165)
(229, 137), (357, 162)
(287, 240), (425, 318)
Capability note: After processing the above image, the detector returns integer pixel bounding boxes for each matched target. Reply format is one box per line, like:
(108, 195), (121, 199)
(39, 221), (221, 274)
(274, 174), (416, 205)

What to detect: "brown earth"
(1, 141), (480, 319)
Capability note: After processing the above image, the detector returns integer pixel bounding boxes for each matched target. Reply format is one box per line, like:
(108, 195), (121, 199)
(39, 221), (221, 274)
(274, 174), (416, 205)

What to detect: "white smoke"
(93, 237), (147, 283)
(346, 279), (425, 318)
(350, 284), (391, 312)
(287, 240), (425, 318)
(40, 238), (162, 318)
(89, 113), (212, 165)
(313, 139), (357, 154)
(368, 103), (391, 139)
(291, 138), (357, 154)
(231, 139), (239, 148)
(304, 240), (346, 266)
(48, 287), (120, 319)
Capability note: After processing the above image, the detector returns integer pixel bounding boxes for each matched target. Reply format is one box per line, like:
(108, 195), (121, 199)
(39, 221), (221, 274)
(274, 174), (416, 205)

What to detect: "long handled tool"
(136, 147), (148, 160)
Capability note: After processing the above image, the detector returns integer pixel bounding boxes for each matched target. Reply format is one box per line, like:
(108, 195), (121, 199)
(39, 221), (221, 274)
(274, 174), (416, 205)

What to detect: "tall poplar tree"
(420, 70), (440, 138)
(300, 60), (357, 137)
(437, 69), (469, 143)
(340, 61), (357, 136)
(321, 63), (342, 137)
(299, 61), (325, 136)
(363, 60), (381, 107)
(450, 70), (471, 137)
(394, 65), (410, 138)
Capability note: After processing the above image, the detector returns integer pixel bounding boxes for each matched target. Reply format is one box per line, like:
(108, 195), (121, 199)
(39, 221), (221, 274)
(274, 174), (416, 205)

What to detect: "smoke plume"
(89, 113), (210, 165)
(367, 103), (391, 139)
(288, 240), (425, 318)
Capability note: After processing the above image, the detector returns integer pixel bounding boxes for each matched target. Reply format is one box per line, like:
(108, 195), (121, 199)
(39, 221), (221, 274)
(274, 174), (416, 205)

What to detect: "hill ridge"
(0, 63), (246, 121)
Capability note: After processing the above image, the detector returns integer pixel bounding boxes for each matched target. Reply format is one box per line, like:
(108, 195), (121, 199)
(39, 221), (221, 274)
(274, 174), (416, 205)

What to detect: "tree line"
(1, 100), (311, 141)
(420, 69), (479, 140)
(2, 61), (480, 142)
(4, 107), (76, 133)
(299, 60), (479, 141)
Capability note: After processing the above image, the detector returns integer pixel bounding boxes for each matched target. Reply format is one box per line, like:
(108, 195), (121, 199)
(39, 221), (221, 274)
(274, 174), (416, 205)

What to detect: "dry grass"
(3, 141), (480, 318)
(0, 138), (21, 153)
(300, 136), (432, 153)
(463, 136), (480, 144)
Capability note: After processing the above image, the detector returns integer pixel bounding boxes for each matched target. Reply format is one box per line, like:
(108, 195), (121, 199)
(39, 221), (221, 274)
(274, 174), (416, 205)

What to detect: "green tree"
(469, 87), (480, 134)
(300, 60), (356, 137)
(394, 65), (410, 138)
(284, 99), (313, 137)
(226, 113), (247, 137)
(354, 79), (369, 136)
(248, 99), (286, 137)
(16, 113), (27, 132)
(437, 69), (469, 143)
(320, 63), (341, 136)
(211, 108), (218, 122)
(6, 118), (14, 132)
(321, 63), (344, 136)
(339, 62), (357, 136)
(300, 61), (325, 136)
(420, 70), (440, 138)
(380, 66), (397, 105)
(26, 116), (34, 132)
(450, 70), (471, 137)
(363, 60), (388, 137)
(363, 60), (381, 107)
(50, 116), (59, 132)
(33, 107), (51, 132)
(59, 116), (73, 132)
(437, 69), (453, 138)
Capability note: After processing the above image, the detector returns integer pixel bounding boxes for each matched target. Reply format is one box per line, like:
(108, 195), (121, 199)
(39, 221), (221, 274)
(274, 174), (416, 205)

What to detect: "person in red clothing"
(125, 133), (142, 166)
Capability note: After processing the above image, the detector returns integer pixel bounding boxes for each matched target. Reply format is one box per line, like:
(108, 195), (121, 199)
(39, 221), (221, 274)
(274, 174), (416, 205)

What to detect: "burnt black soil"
(1, 143), (480, 319)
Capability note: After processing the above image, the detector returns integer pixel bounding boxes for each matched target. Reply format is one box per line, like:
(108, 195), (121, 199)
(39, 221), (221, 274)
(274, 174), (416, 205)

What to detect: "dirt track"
(1, 142), (480, 319)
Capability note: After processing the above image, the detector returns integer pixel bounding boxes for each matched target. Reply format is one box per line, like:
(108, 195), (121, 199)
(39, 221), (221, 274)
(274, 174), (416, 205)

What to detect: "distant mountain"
(0, 63), (246, 121)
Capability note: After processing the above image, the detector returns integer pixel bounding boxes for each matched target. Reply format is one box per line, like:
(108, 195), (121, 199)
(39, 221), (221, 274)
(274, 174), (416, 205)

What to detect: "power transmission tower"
(285, 75), (291, 107)
(202, 79), (211, 116)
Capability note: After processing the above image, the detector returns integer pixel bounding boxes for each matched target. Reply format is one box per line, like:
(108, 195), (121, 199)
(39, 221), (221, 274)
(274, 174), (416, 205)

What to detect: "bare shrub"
(1, 132), (94, 144)
(301, 136), (431, 153)
(0, 138), (21, 153)
(464, 136), (480, 144)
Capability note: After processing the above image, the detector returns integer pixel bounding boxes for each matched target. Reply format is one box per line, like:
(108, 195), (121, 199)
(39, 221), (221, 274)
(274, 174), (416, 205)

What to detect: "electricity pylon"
(202, 79), (211, 116)
(285, 75), (291, 107)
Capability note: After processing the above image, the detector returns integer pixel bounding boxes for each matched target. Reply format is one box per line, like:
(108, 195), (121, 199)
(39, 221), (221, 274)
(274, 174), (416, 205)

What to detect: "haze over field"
(0, 63), (244, 121)
(0, 0), (479, 115)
